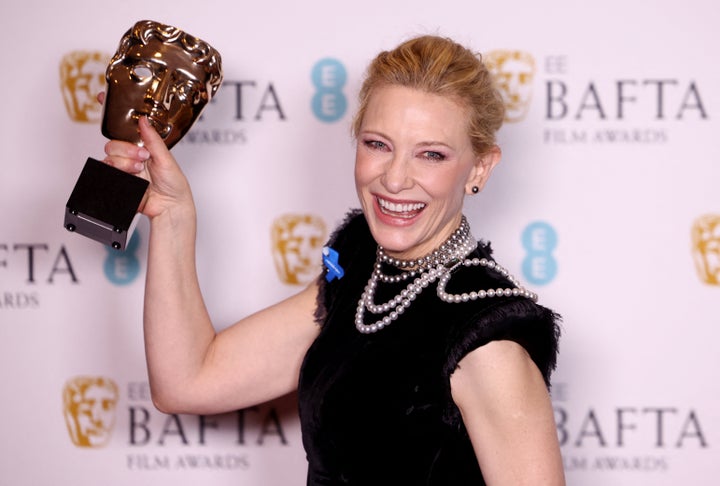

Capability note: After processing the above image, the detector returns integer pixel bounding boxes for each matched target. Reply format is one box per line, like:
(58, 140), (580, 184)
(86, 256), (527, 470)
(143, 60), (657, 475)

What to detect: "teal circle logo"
(104, 231), (141, 286)
(311, 58), (347, 122)
(521, 221), (558, 285)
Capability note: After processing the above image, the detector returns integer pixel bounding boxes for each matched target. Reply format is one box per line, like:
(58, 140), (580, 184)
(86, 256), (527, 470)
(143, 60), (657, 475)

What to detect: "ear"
(465, 145), (501, 195)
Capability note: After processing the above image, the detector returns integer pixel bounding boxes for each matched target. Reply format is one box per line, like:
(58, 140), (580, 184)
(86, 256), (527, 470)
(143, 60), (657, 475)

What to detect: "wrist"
(150, 200), (197, 235)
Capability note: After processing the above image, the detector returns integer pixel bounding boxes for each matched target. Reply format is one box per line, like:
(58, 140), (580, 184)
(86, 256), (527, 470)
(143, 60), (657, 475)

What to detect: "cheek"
(419, 169), (470, 201)
(169, 102), (194, 120)
(354, 152), (374, 190)
(106, 84), (143, 112)
(354, 159), (378, 213)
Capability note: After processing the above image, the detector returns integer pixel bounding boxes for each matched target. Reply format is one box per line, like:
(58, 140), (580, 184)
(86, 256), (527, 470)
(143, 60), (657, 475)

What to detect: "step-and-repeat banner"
(1, 0), (717, 484)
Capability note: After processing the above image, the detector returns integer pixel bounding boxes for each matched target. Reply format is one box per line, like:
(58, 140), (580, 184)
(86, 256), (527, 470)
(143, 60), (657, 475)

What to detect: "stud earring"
(471, 186), (479, 194)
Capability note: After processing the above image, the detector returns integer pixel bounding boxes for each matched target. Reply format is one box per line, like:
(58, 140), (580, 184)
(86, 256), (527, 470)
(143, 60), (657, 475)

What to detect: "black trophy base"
(64, 157), (149, 251)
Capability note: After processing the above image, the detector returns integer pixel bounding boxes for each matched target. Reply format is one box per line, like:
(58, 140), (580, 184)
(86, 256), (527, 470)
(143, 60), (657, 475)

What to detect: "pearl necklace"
(355, 217), (538, 334)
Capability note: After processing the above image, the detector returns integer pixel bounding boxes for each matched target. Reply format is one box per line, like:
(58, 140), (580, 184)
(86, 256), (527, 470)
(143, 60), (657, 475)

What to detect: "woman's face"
(354, 85), (498, 261)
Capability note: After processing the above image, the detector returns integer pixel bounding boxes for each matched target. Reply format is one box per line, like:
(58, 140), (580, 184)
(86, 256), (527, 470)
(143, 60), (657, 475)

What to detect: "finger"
(138, 116), (174, 168)
(104, 140), (150, 173)
(105, 140), (150, 160)
(102, 155), (147, 174)
(97, 91), (106, 105)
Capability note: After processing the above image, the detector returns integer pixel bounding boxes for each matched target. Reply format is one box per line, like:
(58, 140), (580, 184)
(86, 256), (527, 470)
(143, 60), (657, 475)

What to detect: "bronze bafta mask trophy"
(64, 20), (222, 250)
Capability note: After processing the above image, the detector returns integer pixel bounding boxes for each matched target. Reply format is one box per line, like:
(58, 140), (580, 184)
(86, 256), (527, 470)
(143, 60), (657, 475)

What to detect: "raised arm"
(450, 340), (565, 486)
(104, 116), (320, 415)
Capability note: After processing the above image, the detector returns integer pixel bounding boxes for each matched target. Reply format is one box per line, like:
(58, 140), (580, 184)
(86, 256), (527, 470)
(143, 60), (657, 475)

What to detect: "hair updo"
(352, 35), (505, 156)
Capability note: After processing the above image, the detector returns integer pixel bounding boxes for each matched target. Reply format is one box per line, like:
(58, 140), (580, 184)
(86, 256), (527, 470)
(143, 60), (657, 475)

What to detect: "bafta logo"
(60, 51), (111, 123)
(485, 50), (536, 122)
(271, 214), (327, 285)
(691, 214), (720, 285)
(63, 376), (119, 448)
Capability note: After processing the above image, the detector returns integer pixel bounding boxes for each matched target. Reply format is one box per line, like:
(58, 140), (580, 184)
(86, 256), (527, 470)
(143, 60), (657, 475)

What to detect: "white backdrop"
(1, 0), (718, 484)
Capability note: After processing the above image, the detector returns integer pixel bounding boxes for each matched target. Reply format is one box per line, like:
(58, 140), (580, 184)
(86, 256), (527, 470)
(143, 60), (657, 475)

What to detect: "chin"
(367, 220), (425, 257)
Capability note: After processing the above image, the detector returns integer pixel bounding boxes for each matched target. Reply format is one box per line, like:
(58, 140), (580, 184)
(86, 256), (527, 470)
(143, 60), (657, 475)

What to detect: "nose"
(381, 154), (413, 194)
(146, 70), (172, 110)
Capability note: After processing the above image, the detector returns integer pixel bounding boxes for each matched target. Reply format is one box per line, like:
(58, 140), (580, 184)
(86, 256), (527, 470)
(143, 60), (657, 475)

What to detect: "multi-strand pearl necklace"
(355, 216), (538, 334)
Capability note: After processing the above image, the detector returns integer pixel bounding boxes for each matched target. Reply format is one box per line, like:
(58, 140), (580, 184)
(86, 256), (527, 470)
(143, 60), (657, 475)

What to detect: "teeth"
(378, 198), (425, 214)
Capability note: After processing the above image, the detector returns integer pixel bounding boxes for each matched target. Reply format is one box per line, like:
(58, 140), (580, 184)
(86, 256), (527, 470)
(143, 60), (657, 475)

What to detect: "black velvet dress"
(298, 211), (560, 485)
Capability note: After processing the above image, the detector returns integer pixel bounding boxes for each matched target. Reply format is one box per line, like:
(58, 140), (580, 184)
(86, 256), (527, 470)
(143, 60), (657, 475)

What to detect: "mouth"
(147, 116), (172, 138)
(131, 110), (171, 139)
(376, 196), (426, 219)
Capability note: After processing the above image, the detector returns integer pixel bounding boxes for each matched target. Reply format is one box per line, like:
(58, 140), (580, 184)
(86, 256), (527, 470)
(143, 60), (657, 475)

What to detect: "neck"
(378, 215), (474, 270)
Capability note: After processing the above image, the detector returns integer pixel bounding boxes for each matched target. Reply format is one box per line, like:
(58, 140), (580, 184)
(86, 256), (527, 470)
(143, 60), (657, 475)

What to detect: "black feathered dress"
(298, 211), (561, 485)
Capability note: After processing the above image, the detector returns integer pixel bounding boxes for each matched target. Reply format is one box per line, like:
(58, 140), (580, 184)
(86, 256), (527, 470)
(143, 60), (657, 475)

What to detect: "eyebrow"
(417, 141), (453, 149)
(361, 130), (455, 149)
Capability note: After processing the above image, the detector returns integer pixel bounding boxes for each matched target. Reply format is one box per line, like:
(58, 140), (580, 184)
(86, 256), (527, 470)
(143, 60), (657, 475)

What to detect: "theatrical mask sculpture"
(63, 376), (119, 448)
(692, 214), (720, 285)
(64, 20), (222, 250)
(271, 214), (327, 285)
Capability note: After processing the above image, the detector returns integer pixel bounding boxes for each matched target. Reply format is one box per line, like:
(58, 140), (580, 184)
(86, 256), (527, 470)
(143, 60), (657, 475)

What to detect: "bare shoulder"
(451, 340), (542, 406)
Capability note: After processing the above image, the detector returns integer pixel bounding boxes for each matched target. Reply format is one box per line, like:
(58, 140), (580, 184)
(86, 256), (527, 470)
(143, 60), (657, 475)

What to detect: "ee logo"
(104, 231), (141, 286)
(311, 58), (347, 122)
(521, 222), (557, 285)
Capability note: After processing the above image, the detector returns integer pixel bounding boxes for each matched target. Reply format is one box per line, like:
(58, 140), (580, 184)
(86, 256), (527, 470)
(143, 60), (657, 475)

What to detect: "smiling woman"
(354, 85), (499, 260)
(102, 34), (563, 486)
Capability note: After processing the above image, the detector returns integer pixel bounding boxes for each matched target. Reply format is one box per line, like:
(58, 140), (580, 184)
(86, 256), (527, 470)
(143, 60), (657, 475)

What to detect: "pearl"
(355, 215), (538, 334)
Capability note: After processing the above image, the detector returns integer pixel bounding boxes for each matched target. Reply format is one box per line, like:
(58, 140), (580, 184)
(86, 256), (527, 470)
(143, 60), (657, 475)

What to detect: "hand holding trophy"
(64, 20), (222, 250)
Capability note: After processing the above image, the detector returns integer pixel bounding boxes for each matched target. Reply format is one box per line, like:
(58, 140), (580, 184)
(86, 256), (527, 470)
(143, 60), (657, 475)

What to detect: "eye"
(364, 139), (389, 151)
(421, 150), (446, 161)
(174, 83), (190, 102)
(174, 80), (202, 103)
(174, 80), (203, 105)
(130, 64), (154, 82)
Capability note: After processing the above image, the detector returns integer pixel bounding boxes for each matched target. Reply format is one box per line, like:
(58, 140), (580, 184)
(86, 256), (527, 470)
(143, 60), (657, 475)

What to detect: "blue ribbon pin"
(322, 246), (344, 282)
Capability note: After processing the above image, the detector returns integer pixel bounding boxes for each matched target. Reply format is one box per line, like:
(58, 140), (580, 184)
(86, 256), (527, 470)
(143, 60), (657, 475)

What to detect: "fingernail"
(138, 148), (150, 159)
(134, 162), (145, 171)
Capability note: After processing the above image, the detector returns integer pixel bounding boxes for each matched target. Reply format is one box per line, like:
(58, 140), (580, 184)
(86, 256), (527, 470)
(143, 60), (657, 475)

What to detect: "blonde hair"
(352, 35), (505, 156)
